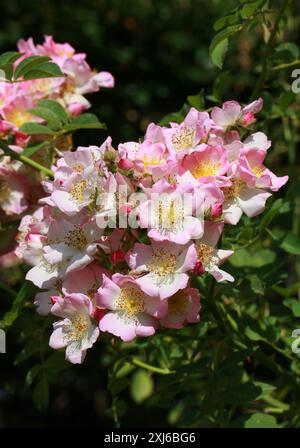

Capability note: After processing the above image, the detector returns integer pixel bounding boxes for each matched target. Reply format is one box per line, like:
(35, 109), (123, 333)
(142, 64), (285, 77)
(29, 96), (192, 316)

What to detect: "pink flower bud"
(118, 158), (133, 170)
(50, 295), (60, 305)
(242, 112), (255, 127)
(211, 203), (223, 219)
(68, 102), (85, 116)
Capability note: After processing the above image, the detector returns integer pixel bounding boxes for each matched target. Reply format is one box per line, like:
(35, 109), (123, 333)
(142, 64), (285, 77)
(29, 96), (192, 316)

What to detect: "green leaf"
(25, 365), (42, 389)
(23, 62), (64, 80)
(209, 25), (241, 69)
(28, 107), (62, 130)
(63, 113), (106, 132)
(214, 13), (240, 32)
(230, 248), (276, 268)
(0, 51), (23, 67)
(33, 375), (49, 411)
(222, 381), (275, 405)
(187, 90), (205, 110)
(0, 282), (32, 330)
(19, 122), (55, 136)
(283, 298), (300, 317)
(13, 56), (51, 80)
(244, 413), (280, 428)
(0, 64), (13, 81)
(240, 0), (266, 19)
(279, 232), (300, 255)
(247, 274), (265, 295)
(130, 369), (154, 404)
(274, 42), (299, 62)
(38, 99), (68, 124)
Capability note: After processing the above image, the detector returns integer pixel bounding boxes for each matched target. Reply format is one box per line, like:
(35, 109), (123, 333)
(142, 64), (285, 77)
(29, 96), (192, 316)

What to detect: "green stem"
(0, 140), (54, 178)
(131, 357), (174, 375)
(251, 0), (289, 100)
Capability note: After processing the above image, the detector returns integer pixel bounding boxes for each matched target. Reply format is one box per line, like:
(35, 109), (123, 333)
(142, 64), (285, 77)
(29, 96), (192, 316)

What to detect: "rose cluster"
(0, 36), (114, 264)
(16, 98), (288, 363)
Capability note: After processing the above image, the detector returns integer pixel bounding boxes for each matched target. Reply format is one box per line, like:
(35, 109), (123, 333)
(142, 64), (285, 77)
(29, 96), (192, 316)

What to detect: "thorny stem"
(251, 0), (290, 100)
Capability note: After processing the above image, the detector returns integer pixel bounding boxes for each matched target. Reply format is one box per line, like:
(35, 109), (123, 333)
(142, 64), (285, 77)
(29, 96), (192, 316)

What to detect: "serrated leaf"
(209, 25), (240, 69)
(244, 413), (280, 428)
(241, 0), (266, 19)
(214, 13), (240, 32)
(187, 90), (205, 110)
(230, 248), (275, 267)
(13, 55), (51, 80)
(247, 274), (265, 295)
(25, 365), (42, 389)
(283, 298), (300, 317)
(64, 113), (106, 132)
(0, 51), (23, 67)
(0, 282), (32, 330)
(274, 42), (299, 62)
(19, 122), (55, 135)
(23, 62), (64, 80)
(130, 369), (153, 404)
(28, 107), (62, 130)
(38, 99), (68, 123)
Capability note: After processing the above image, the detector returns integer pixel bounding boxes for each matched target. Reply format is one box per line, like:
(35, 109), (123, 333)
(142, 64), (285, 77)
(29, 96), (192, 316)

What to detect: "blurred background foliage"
(1, 0), (300, 428)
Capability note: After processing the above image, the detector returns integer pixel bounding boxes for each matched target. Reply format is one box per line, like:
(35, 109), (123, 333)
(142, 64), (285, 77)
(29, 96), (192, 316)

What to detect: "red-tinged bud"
(211, 203), (223, 219)
(93, 307), (105, 322)
(50, 295), (60, 305)
(242, 112), (255, 127)
(194, 260), (205, 276)
(68, 102), (85, 116)
(15, 131), (29, 146)
(111, 250), (125, 264)
(118, 158), (133, 170)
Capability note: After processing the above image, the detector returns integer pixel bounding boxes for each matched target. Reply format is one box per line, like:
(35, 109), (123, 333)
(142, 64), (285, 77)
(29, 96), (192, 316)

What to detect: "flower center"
(65, 313), (90, 342)
(147, 249), (177, 276)
(6, 109), (32, 128)
(69, 179), (89, 202)
(142, 156), (163, 173)
(190, 162), (220, 178)
(116, 285), (146, 317)
(171, 126), (196, 151)
(197, 243), (214, 267)
(64, 226), (88, 251)
(222, 178), (244, 200)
